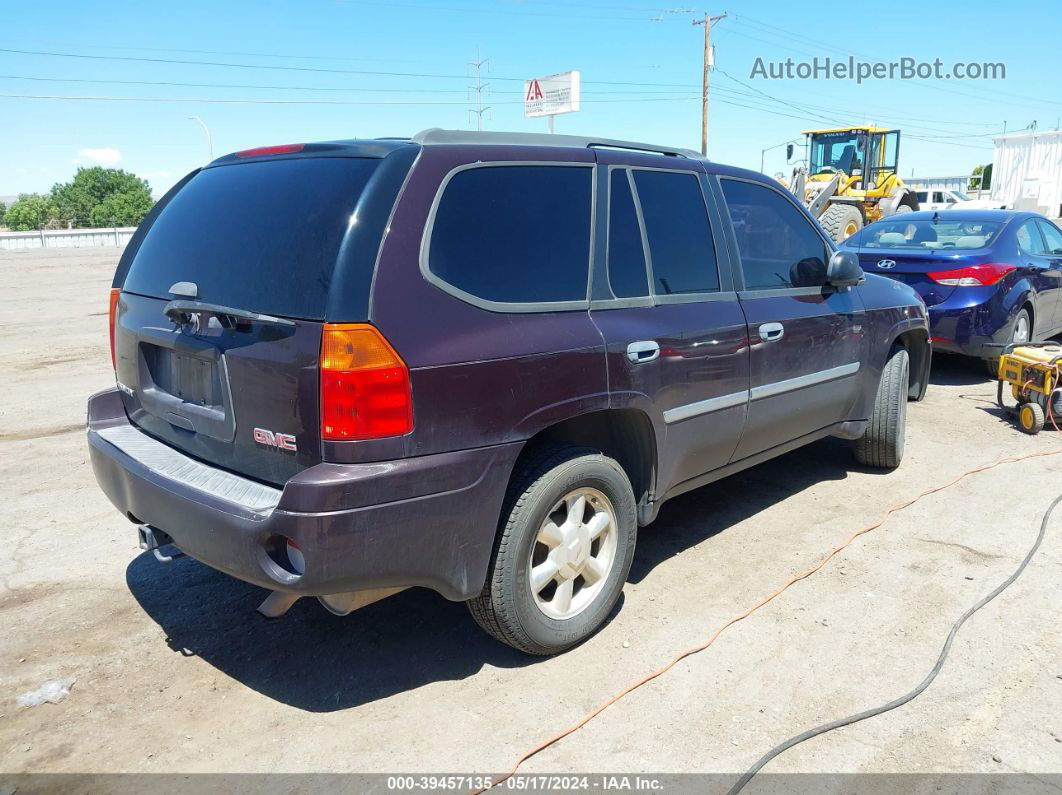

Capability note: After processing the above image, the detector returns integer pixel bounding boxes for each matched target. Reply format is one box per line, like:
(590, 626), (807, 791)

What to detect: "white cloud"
(76, 147), (123, 166)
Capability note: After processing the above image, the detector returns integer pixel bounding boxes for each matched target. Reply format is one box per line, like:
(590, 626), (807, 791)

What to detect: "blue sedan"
(841, 209), (1062, 370)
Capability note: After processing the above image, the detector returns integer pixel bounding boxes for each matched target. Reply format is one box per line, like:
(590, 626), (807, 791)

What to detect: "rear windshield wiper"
(163, 300), (296, 328)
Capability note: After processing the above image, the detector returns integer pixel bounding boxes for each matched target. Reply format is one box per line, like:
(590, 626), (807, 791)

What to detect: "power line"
(0, 89), (992, 149)
(0, 47), (699, 88)
(41, 43), (411, 64)
(0, 73), (471, 94)
(315, 0), (659, 21)
(0, 91), (699, 106)
(712, 71), (1000, 139)
(0, 73), (696, 96)
(725, 12), (1062, 114)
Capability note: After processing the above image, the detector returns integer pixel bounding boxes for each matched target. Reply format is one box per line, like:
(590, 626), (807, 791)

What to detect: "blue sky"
(1, 0), (1057, 198)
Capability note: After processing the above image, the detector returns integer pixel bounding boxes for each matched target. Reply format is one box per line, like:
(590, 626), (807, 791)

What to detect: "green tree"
(90, 190), (155, 227)
(3, 193), (60, 231)
(50, 167), (153, 227)
(969, 163), (993, 191)
(0, 201), (6, 226)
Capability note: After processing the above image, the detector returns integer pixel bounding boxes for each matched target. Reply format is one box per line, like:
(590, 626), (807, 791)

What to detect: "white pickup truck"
(912, 188), (1008, 211)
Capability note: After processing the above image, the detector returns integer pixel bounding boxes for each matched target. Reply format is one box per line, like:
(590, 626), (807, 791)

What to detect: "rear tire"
(855, 347), (909, 469)
(820, 204), (864, 243)
(984, 308), (1031, 377)
(467, 445), (637, 655)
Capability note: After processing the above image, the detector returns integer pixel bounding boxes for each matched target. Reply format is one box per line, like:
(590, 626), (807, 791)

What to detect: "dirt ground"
(1, 247), (1061, 787)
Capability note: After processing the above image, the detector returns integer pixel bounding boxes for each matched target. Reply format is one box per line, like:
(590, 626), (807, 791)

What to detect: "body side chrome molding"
(663, 390), (748, 424)
(750, 362), (860, 401)
(662, 361), (861, 424)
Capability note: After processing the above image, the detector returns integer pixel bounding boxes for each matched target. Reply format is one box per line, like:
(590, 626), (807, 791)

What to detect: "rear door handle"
(627, 340), (660, 363)
(759, 322), (785, 342)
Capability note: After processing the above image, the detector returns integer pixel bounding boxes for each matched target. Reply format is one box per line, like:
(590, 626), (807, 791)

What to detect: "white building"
(991, 130), (1062, 218)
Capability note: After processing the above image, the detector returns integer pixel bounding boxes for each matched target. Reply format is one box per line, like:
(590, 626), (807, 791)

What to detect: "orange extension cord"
(479, 444), (1062, 792)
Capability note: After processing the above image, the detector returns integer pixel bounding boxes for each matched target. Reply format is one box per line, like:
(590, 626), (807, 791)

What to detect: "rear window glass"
(123, 158), (378, 320)
(846, 218), (1003, 251)
(631, 170), (719, 295)
(427, 165), (592, 304)
(607, 170), (650, 299)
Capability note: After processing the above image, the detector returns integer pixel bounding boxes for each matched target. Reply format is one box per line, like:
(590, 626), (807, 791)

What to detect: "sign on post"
(524, 71), (580, 132)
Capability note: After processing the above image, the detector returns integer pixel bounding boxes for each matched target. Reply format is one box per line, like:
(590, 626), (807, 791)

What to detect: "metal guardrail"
(0, 226), (136, 250)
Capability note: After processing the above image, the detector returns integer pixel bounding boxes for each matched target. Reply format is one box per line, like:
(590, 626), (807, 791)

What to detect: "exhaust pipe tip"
(318, 587), (407, 616)
(257, 591), (302, 619)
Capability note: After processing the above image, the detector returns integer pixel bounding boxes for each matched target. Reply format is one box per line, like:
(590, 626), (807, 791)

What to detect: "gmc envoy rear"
(88, 129), (930, 654)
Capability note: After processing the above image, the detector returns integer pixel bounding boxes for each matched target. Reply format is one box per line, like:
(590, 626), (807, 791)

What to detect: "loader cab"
(806, 127), (900, 192)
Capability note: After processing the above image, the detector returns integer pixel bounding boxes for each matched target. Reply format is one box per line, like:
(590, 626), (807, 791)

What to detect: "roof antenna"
(931, 211), (940, 223)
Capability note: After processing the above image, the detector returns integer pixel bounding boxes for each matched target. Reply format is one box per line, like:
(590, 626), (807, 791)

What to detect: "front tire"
(820, 204), (864, 243)
(855, 347), (909, 469)
(467, 446), (637, 655)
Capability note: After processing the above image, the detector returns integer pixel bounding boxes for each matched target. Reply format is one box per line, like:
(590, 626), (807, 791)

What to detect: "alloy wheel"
(528, 487), (618, 620)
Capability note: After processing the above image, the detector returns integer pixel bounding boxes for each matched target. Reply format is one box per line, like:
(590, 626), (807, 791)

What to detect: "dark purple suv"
(88, 129), (931, 655)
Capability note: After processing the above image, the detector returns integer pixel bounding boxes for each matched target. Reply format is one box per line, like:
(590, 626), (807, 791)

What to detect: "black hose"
(728, 493), (1062, 795)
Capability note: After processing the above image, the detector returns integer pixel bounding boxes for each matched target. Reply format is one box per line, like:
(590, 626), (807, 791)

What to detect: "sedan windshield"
(846, 218), (1004, 250)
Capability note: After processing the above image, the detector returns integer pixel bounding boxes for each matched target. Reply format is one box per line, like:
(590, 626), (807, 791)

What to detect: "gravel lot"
(1, 248), (1060, 786)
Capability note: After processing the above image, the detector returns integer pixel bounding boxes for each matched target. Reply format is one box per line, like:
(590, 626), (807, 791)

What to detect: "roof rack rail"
(411, 128), (702, 159)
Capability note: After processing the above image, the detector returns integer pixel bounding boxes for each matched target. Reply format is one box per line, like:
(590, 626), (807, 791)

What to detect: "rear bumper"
(87, 388), (520, 601)
(927, 291), (1014, 357)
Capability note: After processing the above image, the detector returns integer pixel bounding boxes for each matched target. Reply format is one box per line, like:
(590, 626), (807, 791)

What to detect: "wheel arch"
(512, 408), (658, 525)
(891, 326), (931, 401)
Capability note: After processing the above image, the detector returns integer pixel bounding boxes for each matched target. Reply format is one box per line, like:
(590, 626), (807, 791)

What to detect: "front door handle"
(627, 340), (660, 363)
(759, 322), (785, 342)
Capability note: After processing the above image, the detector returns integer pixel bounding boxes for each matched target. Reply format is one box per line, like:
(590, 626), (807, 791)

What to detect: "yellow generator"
(784, 126), (920, 243)
(996, 343), (1062, 434)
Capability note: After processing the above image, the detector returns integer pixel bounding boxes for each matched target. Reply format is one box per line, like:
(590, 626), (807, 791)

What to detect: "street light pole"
(760, 138), (800, 174)
(189, 116), (213, 162)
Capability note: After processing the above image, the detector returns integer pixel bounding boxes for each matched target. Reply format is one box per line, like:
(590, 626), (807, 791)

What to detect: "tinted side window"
(631, 170), (719, 295)
(720, 179), (829, 290)
(1038, 221), (1062, 255)
(428, 165), (592, 304)
(1017, 221), (1047, 255)
(607, 170), (650, 298)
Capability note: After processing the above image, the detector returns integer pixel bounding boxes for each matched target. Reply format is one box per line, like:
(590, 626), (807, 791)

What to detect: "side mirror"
(827, 249), (865, 288)
(785, 143), (794, 161)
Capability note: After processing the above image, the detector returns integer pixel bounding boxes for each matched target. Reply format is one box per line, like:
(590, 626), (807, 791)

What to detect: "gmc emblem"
(253, 427), (297, 452)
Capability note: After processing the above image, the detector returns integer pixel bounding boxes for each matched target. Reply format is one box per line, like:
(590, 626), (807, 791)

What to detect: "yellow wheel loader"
(783, 127), (920, 243)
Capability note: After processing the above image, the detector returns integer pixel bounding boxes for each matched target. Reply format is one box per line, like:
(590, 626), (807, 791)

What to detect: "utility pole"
(467, 49), (491, 131)
(692, 13), (726, 156)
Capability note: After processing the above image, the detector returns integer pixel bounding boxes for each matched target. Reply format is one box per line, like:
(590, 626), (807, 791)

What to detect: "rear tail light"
(927, 263), (1016, 287)
(235, 143), (305, 158)
(320, 324), (413, 441)
(108, 288), (120, 369)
